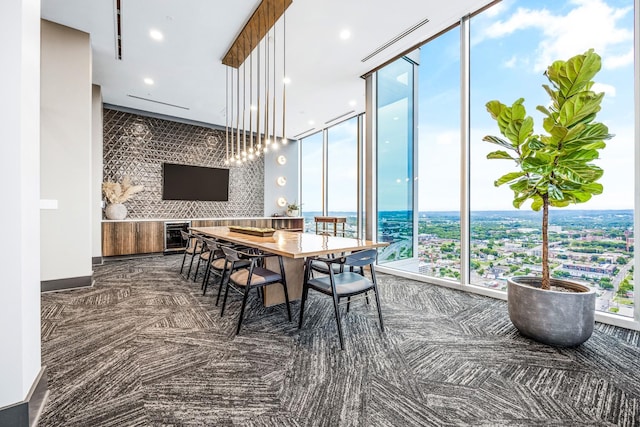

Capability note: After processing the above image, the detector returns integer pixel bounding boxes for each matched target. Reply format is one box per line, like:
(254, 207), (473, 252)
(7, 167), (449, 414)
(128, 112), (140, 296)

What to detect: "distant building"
(560, 262), (616, 279)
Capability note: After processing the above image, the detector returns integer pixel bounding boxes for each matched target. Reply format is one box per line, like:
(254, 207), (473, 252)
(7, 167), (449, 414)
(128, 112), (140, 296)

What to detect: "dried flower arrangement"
(102, 176), (144, 204)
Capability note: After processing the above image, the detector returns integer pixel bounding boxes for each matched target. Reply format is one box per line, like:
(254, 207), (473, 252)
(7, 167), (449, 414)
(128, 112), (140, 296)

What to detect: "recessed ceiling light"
(349, 100), (356, 107)
(339, 29), (351, 40)
(308, 120), (315, 125)
(283, 76), (291, 85)
(143, 77), (154, 85)
(149, 29), (163, 41)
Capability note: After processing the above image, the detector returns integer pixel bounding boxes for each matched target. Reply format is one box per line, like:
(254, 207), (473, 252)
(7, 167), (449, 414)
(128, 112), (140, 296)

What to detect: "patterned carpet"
(39, 255), (640, 426)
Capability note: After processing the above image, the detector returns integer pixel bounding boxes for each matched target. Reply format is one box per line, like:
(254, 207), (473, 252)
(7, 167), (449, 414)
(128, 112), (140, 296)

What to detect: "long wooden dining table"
(190, 226), (388, 306)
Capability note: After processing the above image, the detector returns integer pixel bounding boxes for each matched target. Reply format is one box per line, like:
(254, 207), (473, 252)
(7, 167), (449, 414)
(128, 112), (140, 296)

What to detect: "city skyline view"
(299, 0), (636, 320)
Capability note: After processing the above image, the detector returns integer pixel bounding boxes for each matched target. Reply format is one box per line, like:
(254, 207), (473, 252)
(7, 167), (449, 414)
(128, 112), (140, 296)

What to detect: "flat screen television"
(162, 163), (229, 201)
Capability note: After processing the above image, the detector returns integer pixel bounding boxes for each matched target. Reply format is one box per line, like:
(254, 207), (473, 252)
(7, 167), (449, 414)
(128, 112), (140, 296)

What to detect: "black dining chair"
(191, 234), (212, 282)
(200, 237), (250, 304)
(298, 249), (384, 349)
(220, 246), (292, 335)
(179, 231), (203, 279)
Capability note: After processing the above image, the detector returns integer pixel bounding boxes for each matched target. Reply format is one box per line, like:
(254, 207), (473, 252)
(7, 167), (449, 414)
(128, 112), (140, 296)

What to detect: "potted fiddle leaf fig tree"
(483, 49), (613, 347)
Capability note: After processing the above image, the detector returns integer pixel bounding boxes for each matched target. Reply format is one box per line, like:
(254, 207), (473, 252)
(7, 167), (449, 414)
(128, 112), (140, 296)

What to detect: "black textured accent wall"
(103, 109), (264, 218)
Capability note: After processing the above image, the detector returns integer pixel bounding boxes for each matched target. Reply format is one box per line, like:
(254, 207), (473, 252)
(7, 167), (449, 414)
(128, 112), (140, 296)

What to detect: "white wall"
(264, 141), (300, 216)
(0, 0), (42, 407)
(92, 85), (103, 258)
(40, 20), (93, 281)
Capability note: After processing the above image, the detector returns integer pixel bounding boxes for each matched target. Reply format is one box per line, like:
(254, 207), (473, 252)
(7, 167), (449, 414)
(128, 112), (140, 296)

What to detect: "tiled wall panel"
(103, 109), (264, 219)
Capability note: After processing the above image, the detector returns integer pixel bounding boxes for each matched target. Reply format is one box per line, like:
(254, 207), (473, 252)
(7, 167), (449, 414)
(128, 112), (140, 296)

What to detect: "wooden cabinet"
(102, 221), (164, 256)
(136, 222), (165, 254)
(102, 217), (305, 257)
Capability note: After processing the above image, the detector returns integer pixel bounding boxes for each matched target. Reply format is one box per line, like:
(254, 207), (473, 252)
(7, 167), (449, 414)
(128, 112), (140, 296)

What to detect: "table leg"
(263, 256), (304, 307)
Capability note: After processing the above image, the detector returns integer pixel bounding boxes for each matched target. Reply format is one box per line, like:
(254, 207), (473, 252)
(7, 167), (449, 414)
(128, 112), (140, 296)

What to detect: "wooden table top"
(190, 226), (388, 259)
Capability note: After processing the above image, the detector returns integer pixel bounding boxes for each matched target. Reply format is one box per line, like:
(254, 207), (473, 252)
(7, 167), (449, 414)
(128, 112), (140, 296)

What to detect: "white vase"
(287, 209), (299, 217)
(105, 203), (127, 220)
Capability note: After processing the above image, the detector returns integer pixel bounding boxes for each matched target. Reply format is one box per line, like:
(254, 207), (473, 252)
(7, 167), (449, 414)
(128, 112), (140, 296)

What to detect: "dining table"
(189, 226), (389, 306)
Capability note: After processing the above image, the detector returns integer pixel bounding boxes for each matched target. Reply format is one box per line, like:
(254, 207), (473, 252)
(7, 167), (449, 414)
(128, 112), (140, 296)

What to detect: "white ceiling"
(41, 0), (494, 138)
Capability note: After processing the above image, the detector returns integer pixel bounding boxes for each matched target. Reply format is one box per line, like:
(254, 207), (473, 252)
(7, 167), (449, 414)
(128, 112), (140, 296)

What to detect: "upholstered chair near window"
(298, 249), (384, 349)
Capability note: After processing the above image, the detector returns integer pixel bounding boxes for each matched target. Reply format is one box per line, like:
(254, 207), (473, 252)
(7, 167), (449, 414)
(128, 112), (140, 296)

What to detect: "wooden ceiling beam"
(222, 0), (292, 69)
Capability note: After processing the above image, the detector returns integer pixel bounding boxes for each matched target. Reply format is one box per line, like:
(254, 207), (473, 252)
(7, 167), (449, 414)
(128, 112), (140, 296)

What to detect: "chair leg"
(298, 283), (308, 329)
(202, 262), (211, 294)
(193, 258), (200, 282)
(180, 251), (188, 274)
(186, 252), (197, 280)
(373, 287), (384, 332)
(281, 283), (292, 321)
(331, 292), (345, 349)
(299, 258), (312, 329)
(216, 269), (228, 306)
(236, 287), (251, 335)
(220, 279), (231, 317)
(346, 296), (351, 313)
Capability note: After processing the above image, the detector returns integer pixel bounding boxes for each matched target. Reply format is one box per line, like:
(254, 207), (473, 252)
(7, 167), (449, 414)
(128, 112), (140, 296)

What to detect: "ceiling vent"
(324, 110), (355, 125)
(292, 128), (316, 139)
(126, 95), (190, 110)
(361, 17), (430, 63)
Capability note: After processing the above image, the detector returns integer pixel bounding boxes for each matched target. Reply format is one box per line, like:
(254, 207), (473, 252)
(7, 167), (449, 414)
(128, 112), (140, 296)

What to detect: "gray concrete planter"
(507, 276), (596, 347)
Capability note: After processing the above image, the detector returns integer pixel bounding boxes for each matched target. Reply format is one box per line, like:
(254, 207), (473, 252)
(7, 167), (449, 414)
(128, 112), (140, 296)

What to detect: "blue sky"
(418, 0), (635, 211)
(304, 0), (636, 214)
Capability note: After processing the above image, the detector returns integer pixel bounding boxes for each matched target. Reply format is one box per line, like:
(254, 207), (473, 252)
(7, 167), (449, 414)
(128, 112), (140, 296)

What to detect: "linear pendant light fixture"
(222, 0), (292, 166)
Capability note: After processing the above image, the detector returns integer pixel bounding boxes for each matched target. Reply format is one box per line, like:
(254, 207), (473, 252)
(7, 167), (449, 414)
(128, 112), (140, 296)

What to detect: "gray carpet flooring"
(39, 255), (640, 426)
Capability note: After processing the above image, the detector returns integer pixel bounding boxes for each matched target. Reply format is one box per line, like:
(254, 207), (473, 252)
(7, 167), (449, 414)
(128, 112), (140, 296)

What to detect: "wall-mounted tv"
(162, 163), (229, 201)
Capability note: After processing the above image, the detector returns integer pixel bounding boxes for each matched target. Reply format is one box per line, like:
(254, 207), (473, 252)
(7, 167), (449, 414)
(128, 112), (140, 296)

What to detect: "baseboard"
(0, 401), (27, 427)
(27, 367), (48, 427)
(41, 275), (92, 292)
(0, 366), (48, 427)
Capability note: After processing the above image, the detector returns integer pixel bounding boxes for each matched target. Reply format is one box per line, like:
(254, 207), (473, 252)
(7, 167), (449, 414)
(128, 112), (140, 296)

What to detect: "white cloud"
(482, 0), (512, 18)
(603, 47), (634, 69)
(503, 55), (517, 68)
(591, 82), (616, 97)
(481, 0), (633, 72)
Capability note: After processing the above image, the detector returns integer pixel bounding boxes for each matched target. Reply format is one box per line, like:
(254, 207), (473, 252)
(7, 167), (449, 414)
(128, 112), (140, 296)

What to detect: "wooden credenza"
(102, 221), (164, 256)
(102, 217), (303, 257)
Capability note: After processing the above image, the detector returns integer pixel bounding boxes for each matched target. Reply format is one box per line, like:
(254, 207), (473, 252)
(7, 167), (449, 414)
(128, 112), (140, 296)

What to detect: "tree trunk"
(541, 195), (550, 290)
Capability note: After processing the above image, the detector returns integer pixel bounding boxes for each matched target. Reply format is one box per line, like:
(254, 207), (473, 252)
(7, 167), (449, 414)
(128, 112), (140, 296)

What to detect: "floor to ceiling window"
(299, 115), (364, 236)
(376, 57), (415, 264)
(416, 27), (461, 282)
(469, 0), (635, 317)
(370, 0), (637, 324)
(327, 117), (359, 237)
(300, 131), (323, 233)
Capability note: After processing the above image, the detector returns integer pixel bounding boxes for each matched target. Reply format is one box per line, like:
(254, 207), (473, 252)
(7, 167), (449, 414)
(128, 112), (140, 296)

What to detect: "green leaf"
(530, 195), (544, 211)
(559, 92), (604, 128)
(545, 49), (602, 100)
(548, 184), (564, 200)
(482, 135), (514, 151)
(494, 171), (526, 187)
(486, 150), (515, 160)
